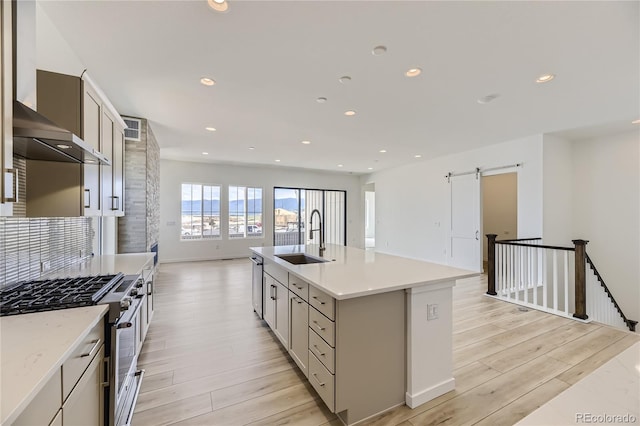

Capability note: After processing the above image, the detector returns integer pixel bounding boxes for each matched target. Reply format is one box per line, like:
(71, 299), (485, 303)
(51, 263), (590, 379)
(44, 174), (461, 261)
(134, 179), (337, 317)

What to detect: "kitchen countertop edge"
(250, 244), (478, 300)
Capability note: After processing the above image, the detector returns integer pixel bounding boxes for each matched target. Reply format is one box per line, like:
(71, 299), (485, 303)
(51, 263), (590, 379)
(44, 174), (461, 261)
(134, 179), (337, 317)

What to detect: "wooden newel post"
(486, 234), (498, 296)
(573, 239), (589, 320)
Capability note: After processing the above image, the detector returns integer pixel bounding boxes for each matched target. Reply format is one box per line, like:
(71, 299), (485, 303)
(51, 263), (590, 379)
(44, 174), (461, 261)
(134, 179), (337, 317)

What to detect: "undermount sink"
(276, 253), (328, 265)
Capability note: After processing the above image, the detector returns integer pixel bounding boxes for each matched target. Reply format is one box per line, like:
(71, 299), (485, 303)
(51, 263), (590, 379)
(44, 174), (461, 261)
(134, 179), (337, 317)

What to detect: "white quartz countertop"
(0, 305), (109, 425)
(43, 253), (155, 279)
(250, 244), (478, 299)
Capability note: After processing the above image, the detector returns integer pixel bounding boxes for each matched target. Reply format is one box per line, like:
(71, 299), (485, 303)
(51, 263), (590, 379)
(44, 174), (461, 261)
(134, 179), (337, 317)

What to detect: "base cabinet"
(12, 316), (106, 426)
(289, 292), (309, 377)
(62, 346), (104, 426)
(260, 261), (406, 426)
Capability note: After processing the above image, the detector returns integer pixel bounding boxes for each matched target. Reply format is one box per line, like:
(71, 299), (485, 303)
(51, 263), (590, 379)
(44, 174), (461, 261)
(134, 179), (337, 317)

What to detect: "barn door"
(450, 171), (481, 272)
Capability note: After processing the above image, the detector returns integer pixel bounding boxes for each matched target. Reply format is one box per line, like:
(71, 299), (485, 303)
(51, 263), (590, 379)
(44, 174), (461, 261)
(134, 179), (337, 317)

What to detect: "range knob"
(130, 288), (139, 297)
(120, 297), (132, 311)
(136, 278), (144, 288)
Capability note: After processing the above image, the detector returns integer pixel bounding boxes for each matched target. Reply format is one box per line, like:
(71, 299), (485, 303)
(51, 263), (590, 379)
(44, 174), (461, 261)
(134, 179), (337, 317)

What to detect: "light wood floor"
(132, 259), (638, 426)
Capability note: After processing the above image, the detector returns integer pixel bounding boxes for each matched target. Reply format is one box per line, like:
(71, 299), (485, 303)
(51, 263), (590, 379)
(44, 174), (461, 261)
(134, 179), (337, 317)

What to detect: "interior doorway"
(365, 190), (375, 249)
(481, 172), (518, 271)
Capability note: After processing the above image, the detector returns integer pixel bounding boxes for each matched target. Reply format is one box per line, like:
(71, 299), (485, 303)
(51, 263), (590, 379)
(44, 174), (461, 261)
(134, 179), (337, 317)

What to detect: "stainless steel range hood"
(12, 101), (111, 165)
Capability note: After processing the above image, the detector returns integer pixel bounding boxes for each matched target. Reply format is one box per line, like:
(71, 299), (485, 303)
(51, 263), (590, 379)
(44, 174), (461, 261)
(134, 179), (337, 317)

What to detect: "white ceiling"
(38, 0), (639, 174)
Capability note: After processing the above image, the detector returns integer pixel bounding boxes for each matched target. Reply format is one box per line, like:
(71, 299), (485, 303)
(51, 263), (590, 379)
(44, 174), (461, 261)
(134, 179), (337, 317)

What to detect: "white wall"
(571, 130), (639, 321)
(36, 2), (85, 76)
(365, 191), (375, 239)
(543, 134), (574, 245)
(159, 159), (362, 262)
(366, 134), (543, 264)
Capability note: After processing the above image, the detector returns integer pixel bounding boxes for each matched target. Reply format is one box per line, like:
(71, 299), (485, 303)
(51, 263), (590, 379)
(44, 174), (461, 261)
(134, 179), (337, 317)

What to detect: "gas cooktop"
(0, 274), (124, 316)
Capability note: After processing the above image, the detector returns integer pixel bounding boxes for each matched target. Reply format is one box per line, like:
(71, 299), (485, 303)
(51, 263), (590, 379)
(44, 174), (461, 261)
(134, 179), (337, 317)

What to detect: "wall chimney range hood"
(12, 101), (111, 165)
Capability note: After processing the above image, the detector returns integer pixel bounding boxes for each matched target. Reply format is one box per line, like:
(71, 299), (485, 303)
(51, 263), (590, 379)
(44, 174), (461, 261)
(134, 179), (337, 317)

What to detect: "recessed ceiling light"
(200, 77), (215, 86)
(86, 160), (96, 163)
(56, 144), (71, 149)
(339, 76), (352, 84)
(405, 68), (422, 77)
(344, 110), (356, 116)
(477, 94), (500, 104)
(379, 149), (387, 153)
(337, 164), (343, 168)
(414, 154), (422, 158)
(202, 152), (209, 155)
(205, 127), (216, 132)
(316, 97), (327, 103)
(301, 140), (311, 145)
(367, 167), (373, 170)
(632, 119), (640, 124)
(207, 0), (228, 12)
(536, 74), (555, 83)
(372, 45), (387, 56)
(275, 159), (281, 162)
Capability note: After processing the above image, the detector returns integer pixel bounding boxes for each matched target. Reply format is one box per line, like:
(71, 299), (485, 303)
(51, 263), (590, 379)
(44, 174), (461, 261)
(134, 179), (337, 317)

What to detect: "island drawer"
(309, 351), (335, 412)
(288, 275), (309, 301)
(309, 306), (335, 347)
(62, 318), (104, 400)
(264, 261), (288, 285)
(309, 328), (335, 373)
(309, 286), (335, 320)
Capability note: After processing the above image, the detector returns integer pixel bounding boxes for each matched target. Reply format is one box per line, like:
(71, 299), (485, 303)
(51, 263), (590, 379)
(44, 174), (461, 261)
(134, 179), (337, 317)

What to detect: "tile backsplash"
(0, 217), (94, 288)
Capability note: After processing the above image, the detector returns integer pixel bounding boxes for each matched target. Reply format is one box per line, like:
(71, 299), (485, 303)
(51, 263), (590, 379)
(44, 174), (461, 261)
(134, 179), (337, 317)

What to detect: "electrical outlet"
(427, 304), (439, 321)
(41, 261), (51, 273)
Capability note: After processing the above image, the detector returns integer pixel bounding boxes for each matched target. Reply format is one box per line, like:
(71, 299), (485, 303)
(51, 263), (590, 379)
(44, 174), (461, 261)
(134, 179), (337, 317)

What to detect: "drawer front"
(309, 328), (335, 373)
(288, 275), (309, 301)
(308, 351), (335, 412)
(309, 306), (335, 347)
(309, 286), (335, 320)
(13, 368), (61, 426)
(264, 261), (288, 285)
(62, 318), (105, 400)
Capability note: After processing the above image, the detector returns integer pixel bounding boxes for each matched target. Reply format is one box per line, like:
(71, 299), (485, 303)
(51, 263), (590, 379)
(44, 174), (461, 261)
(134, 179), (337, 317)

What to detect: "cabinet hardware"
(311, 373), (325, 387)
(84, 189), (91, 208)
(111, 195), (120, 210)
(294, 297), (303, 304)
(313, 344), (325, 356)
(117, 322), (133, 329)
(3, 168), (17, 202)
(101, 357), (111, 387)
(312, 320), (325, 331)
(312, 296), (326, 305)
(80, 339), (101, 358)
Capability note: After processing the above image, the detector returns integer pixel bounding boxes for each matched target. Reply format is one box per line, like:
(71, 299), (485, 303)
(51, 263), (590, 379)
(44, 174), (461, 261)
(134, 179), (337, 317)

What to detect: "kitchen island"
(250, 244), (477, 425)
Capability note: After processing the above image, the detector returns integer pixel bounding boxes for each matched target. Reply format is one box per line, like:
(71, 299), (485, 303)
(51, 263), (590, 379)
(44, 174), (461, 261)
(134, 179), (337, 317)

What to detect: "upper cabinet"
(33, 70), (125, 217)
(0, 0), (15, 217)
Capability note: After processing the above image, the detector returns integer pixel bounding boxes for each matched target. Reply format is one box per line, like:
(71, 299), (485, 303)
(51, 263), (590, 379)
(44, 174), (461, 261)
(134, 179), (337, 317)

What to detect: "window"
(229, 186), (263, 238)
(181, 183), (221, 240)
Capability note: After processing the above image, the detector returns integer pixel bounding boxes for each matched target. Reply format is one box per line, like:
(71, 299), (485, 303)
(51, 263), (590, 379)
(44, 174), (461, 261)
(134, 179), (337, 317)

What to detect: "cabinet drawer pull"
(312, 373), (325, 387)
(313, 344), (325, 356)
(80, 339), (101, 358)
(312, 296), (326, 305)
(84, 189), (91, 208)
(312, 320), (325, 331)
(294, 284), (303, 290)
(294, 297), (303, 304)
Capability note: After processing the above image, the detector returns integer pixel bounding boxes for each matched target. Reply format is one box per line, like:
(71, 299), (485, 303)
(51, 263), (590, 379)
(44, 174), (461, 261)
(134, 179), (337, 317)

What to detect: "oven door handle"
(123, 369), (145, 426)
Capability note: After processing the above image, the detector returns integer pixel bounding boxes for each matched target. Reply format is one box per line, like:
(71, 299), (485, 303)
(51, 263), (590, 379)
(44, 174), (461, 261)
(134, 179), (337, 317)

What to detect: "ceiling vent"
(123, 117), (142, 141)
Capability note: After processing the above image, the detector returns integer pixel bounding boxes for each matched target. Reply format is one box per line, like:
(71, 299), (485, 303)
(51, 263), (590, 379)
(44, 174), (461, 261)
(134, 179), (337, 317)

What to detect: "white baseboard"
(405, 377), (455, 408)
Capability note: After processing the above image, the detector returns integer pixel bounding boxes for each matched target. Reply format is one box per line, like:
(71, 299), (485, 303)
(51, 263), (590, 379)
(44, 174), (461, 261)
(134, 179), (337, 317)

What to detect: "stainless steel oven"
(101, 274), (146, 426)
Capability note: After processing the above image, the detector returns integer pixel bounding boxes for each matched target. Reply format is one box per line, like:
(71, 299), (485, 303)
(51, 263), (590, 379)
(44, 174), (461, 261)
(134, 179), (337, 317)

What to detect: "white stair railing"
(493, 238), (574, 318)
(487, 235), (637, 332)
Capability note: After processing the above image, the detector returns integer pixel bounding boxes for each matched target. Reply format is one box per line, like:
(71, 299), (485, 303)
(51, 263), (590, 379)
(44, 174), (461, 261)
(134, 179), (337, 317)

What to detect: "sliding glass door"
(273, 187), (346, 246)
